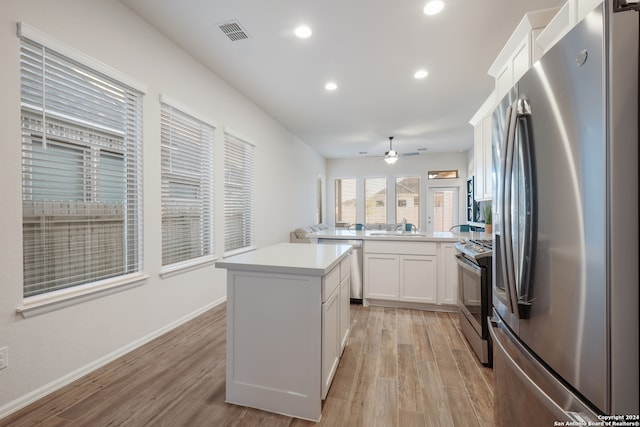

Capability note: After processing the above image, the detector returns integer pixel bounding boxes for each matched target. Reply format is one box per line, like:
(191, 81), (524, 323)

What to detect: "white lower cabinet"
(364, 253), (400, 300)
(322, 251), (352, 399)
(438, 243), (459, 305)
(400, 255), (437, 303)
(321, 284), (340, 399)
(363, 240), (457, 307)
(339, 275), (350, 353)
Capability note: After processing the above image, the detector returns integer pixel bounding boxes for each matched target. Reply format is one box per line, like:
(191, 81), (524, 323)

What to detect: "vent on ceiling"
(217, 20), (250, 41)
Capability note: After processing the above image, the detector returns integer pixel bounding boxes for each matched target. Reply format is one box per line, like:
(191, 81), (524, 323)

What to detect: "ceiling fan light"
(294, 25), (312, 38)
(384, 150), (399, 164)
(423, 0), (445, 15)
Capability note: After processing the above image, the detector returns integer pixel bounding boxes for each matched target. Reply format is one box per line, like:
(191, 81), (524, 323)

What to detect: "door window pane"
(432, 189), (456, 232)
(365, 178), (387, 224)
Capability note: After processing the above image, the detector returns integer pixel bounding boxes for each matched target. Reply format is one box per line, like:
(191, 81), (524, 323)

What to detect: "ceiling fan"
(379, 136), (419, 164)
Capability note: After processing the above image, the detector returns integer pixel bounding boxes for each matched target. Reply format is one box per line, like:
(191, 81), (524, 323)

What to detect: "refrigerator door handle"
(503, 102), (520, 315)
(513, 98), (537, 319)
(496, 105), (514, 313)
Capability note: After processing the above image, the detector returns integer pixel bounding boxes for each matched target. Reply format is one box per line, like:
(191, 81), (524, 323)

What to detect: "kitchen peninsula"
(215, 243), (353, 422)
(308, 229), (488, 309)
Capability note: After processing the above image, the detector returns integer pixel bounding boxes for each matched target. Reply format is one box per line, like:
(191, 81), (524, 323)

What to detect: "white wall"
(326, 152), (469, 230)
(0, 0), (325, 417)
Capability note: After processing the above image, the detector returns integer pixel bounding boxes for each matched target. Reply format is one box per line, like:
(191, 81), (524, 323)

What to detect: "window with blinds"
(224, 132), (255, 254)
(335, 178), (356, 226)
(20, 36), (143, 298)
(160, 102), (214, 266)
(365, 177), (387, 224)
(396, 176), (420, 229)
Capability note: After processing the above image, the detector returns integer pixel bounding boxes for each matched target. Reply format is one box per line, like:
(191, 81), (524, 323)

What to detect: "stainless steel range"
(454, 239), (492, 365)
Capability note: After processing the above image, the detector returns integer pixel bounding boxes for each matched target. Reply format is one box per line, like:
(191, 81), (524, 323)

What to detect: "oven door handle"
(455, 254), (482, 277)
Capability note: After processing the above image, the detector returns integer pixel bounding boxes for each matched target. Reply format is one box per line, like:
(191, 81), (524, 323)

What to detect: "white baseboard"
(0, 297), (226, 421)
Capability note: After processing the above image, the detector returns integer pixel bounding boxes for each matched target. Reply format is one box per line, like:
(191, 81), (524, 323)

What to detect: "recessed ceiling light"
(423, 0), (445, 15)
(294, 25), (312, 38)
(325, 82), (338, 91)
(414, 69), (429, 79)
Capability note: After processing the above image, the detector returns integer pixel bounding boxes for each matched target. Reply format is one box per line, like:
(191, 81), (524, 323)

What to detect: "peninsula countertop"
(215, 242), (353, 276)
(307, 229), (491, 242)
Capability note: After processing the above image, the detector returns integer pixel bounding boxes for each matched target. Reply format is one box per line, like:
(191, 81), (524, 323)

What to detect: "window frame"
(364, 177), (388, 224)
(223, 131), (256, 256)
(334, 177), (357, 227)
(395, 176), (421, 230)
(17, 23), (148, 316)
(159, 97), (215, 274)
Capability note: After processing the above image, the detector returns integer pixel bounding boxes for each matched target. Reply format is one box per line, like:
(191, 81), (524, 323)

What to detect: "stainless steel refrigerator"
(490, 1), (639, 423)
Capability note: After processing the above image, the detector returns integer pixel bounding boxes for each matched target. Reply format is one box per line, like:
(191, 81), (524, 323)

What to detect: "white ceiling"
(120, 0), (563, 159)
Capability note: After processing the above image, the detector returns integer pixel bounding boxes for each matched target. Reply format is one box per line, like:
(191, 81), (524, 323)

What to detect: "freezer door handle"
(489, 316), (599, 424)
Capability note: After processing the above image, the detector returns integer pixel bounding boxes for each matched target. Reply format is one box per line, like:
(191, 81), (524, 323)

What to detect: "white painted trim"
(17, 273), (150, 318)
(17, 22), (147, 93)
(223, 127), (257, 148)
(223, 245), (257, 259)
(0, 297), (226, 420)
(159, 94), (219, 129)
(159, 255), (218, 279)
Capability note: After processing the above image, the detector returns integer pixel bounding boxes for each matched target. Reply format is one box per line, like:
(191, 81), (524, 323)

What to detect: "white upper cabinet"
(488, 7), (558, 101)
(536, 0), (603, 54)
(470, 5), (560, 202)
(470, 91), (496, 201)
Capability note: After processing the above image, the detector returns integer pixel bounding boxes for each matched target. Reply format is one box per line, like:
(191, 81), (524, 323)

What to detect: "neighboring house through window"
(396, 176), (420, 229)
(365, 177), (387, 224)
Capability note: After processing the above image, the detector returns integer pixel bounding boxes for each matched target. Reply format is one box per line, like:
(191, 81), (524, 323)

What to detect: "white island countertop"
(307, 229), (491, 242)
(215, 242), (353, 276)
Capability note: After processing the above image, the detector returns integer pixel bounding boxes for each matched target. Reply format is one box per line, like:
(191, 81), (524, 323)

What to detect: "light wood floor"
(1, 303), (497, 427)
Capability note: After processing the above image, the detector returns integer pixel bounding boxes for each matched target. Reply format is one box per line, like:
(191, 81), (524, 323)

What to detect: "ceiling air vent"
(217, 20), (250, 41)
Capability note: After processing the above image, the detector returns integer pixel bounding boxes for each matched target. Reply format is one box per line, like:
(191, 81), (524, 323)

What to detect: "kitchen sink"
(369, 232), (427, 237)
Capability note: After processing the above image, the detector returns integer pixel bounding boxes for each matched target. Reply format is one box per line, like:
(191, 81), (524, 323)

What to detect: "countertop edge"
(215, 243), (353, 276)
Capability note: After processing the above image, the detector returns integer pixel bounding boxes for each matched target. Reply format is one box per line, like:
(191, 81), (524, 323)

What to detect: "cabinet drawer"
(365, 240), (436, 256)
(340, 253), (351, 281)
(323, 266), (340, 302)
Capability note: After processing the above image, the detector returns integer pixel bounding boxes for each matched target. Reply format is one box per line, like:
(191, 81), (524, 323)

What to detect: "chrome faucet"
(401, 217), (407, 232)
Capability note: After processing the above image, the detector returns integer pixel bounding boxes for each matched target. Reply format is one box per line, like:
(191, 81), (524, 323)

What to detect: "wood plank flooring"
(0, 303), (497, 427)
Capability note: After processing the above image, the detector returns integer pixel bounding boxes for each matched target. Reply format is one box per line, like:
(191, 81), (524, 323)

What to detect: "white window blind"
(160, 102), (214, 266)
(20, 36), (143, 298)
(224, 132), (255, 254)
(365, 177), (387, 224)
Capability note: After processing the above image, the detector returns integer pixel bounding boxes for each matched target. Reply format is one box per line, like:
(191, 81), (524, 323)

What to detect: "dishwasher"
(318, 239), (363, 303)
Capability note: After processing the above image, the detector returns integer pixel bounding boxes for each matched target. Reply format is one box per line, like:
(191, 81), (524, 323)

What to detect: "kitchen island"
(215, 243), (353, 422)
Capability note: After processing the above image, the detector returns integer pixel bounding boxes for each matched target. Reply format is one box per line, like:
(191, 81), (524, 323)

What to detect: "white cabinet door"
(339, 275), (350, 353)
(322, 286), (340, 399)
(473, 123), (485, 201)
(481, 113), (494, 200)
(439, 243), (459, 305)
(364, 253), (400, 300)
(399, 255), (437, 303)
